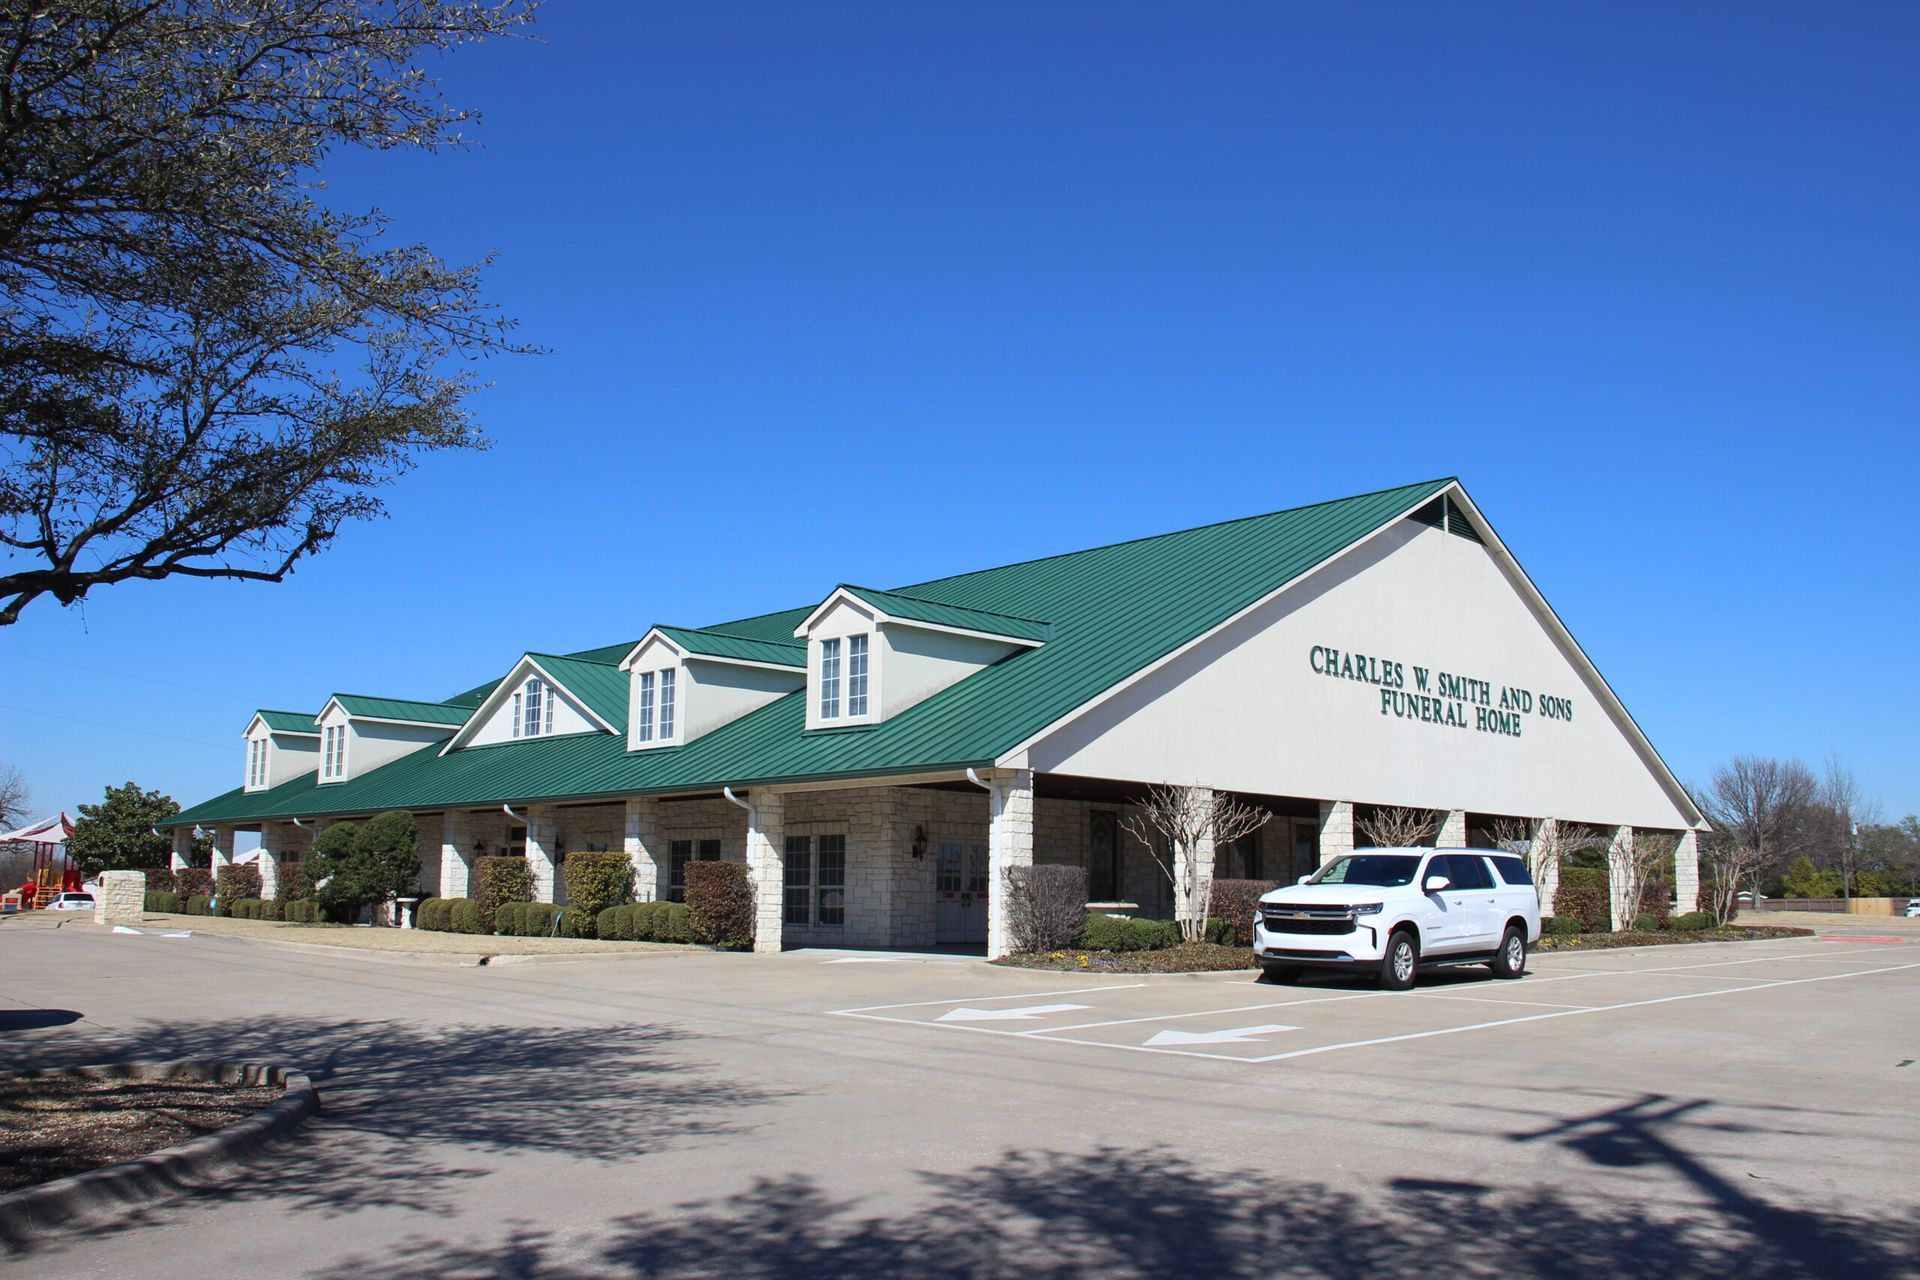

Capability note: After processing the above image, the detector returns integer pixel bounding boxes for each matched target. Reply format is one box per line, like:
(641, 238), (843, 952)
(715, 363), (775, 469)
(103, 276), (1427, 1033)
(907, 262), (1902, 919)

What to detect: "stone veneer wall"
(95, 870), (145, 924)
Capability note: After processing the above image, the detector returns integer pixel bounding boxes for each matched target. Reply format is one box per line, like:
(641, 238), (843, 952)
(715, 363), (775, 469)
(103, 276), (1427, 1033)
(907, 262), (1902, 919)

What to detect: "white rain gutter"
(502, 804), (527, 824)
(721, 786), (750, 812)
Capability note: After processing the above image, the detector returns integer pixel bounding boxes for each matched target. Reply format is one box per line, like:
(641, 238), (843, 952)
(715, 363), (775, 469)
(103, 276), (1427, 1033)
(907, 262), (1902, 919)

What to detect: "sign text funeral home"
(1308, 646), (1574, 740)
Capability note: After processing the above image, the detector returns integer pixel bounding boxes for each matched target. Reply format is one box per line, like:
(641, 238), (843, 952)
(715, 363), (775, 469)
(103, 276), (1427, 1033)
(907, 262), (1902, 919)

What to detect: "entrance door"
(935, 839), (988, 943)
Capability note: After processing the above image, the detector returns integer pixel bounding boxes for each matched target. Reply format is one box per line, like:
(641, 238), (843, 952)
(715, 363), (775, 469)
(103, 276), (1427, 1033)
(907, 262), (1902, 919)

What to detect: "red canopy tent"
(0, 812), (79, 907)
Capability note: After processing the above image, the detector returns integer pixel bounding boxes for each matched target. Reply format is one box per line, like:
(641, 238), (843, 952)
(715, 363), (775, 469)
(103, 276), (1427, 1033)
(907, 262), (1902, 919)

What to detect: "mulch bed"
(0, 1075), (282, 1194)
(997, 925), (1819, 973)
(1535, 925), (1815, 951)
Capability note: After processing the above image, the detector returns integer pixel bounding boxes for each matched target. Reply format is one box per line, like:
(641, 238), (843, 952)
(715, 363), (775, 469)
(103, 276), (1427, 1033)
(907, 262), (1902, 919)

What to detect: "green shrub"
(275, 863), (314, 902)
(522, 902), (559, 937)
(491, 900), (525, 936)
(145, 890), (180, 913)
(474, 856), (533, 932)
(1553, 866), (1610, 932)
(450, 898), (481, 934)
(174, 867), (213, 898)
(310, 812), (421, 921)
(146, 867), (176, 893)
(283, 899), (320, 923)
(685, 861), (754, 948)
(417, 897), (451, 932)
(1542, 915), (1581, 936)
(259, 899), (284, 922)
(597, 905), (625, 940)
(558, 907), (594, 938)
(214, 865), (262, 914)
(655, 901), (693, 943)
(1204, 916), (1236, 946)
(563, 851), (633, 918)
(1078, 914), (1181, 952)
(184, 893), (212, 916)
(1632, 912), (1658, 932)
(1670, 911), (1714, 932)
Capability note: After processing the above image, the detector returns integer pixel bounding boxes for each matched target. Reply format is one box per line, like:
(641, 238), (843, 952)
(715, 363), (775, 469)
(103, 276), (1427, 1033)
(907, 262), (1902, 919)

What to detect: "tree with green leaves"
(66, 780), (180, 876)
(308, 810), (420, 920)
(0, 0), (536, 625)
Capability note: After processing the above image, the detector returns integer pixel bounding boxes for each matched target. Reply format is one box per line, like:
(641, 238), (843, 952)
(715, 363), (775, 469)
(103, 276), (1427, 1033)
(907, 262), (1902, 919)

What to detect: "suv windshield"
(1307, 854), (1422, 888)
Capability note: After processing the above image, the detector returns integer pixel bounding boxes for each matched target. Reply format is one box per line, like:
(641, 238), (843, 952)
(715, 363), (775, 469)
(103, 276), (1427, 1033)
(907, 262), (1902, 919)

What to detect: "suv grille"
(1260, 912), (1354, 936)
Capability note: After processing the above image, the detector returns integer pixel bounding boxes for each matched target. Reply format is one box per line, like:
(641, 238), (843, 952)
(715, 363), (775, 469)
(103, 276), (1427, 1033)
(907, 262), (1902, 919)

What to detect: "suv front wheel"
(1379, 930), (1418, 991)
(1491, 925), (1527, 979)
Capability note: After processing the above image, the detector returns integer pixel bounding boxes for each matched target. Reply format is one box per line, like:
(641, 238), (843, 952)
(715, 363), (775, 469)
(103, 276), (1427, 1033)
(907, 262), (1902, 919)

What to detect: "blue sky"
(3, 3), (1916, 829)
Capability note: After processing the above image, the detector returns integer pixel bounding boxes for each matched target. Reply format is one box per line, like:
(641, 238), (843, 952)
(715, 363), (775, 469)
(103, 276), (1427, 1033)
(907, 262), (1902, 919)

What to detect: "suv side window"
(1443, 854), (1494, 890)
(1492, 857), (1533, 886)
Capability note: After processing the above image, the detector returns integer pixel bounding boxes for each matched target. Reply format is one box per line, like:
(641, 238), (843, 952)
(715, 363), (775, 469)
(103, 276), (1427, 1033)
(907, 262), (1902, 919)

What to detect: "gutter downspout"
(721, 786), (750, 812)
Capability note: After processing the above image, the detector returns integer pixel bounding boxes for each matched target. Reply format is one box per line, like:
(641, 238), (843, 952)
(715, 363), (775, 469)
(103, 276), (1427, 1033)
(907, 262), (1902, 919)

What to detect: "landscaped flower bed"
(994, 942), (1256, 973)
(1535, 925), (1814, 951)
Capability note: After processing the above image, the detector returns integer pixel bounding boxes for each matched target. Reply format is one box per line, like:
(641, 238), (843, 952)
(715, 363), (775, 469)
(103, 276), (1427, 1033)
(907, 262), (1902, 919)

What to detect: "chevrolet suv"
(1252, 847), (1540, 990)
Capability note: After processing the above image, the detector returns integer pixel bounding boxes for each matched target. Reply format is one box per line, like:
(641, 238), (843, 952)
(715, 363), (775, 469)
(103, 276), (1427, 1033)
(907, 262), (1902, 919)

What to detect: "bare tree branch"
(1120, 784), (1270, 943)
(1356, 805), (1439, 849)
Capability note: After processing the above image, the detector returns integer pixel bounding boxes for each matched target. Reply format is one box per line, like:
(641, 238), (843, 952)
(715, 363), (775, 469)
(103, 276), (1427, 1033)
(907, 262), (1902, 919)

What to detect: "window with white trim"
(637, 672), (655, 743)
(846, 635), (869, 716)
(658, 668), (676, 739)
(818, 639), (841, 719)
(782, 832), (846, 926)
(322, 725), (346, 780)
(247, 738), (267, 789)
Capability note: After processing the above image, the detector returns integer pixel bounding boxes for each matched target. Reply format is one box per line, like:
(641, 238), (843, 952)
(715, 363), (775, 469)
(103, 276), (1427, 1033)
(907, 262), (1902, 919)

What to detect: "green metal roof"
(328, 695), (472, 726)
(254, 709), (319, 734)
(654, 626), (806, 668)
(170, 480), (1452, 827)
(830, 586), (1051, 642)
(526, 654), (629, 731)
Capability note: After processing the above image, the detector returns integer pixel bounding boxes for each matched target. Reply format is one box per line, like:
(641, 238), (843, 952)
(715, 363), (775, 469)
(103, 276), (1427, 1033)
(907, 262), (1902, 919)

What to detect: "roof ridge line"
(838, 584), (1051, 626)
(893, 477), (1458, 593)
(330, 692), (469, 706)
(526, 650), (622, 666)
(658, 624), (804, 648)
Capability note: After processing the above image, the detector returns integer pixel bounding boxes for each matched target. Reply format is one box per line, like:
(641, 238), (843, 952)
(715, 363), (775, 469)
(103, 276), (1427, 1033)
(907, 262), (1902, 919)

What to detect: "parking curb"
(0, 1061), (318, 1246)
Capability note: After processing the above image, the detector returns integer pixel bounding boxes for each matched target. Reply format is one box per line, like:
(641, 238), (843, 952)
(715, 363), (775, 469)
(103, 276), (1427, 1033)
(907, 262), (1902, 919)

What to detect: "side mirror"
(1423, 874), (1451, 893)
(1296, 875), (1310, 885)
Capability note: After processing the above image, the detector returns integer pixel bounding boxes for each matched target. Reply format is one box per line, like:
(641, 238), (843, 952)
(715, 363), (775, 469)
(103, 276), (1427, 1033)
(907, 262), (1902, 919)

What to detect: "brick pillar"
(625, 797), (661, 902)
(986, 769), (1035, 960)
(440, 811), (474, 899)
(171, 827), (193, 871)
(526, 806), (559, 904)
(746, 791), (787, 953)
(256, 825), (284, 899)
(209, 826), (233, 876)
(1179, 786), (1216, 935)
(1437, 809), (1468, 847)
(95, 870), (145, 925)
(1673, 829), (1701, 915)
(1607, 825), (1635, 931)
(1317, 800), (1354, 865)
(1534, 818), (1560, 918)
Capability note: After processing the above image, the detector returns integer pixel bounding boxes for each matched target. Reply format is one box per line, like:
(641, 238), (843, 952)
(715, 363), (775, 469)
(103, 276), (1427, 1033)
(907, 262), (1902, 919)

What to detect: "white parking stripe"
(1409, 992), (1598, 1010)
(828, 982), (1146, 1015)
(1033, 990), (1386, 1035)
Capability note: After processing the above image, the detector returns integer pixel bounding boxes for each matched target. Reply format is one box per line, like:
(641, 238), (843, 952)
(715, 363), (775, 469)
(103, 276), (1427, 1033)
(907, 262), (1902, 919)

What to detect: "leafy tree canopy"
(0, 0), (535, 625)
(308, 810), (418, 917)
(67, 780), (185, 876)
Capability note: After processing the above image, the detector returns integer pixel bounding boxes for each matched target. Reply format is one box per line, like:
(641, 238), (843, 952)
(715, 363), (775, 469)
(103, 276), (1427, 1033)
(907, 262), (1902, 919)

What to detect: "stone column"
(986, 769), (1035, 960)
(526, 806), (559, 904)
(1179, 786), (1216, 935)
(1607, 825), (1635, 931)
(1534, 818), (1560, 918)
(1673, 829), (1701, 915)
(440, 810), (474, 899)
(746, 791), (788, 953)
(625, 797), (661, 902)
(170, 827), (193, 872)
(95, 870), (145, 925)
(1437, 809), (1469, 847)
(256, 825), (285, 899)
(1317, 800), (1354, 865)
(209, 826), (234, 878)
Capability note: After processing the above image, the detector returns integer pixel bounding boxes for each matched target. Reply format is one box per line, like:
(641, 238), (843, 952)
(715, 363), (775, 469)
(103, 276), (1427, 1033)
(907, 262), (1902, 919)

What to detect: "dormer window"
(637, 672), (656, 742)
(247, 738), (267, 789)
(819, 639), (842, 719)
(513, 677), (554, 738)
(322, 724), (346, 780)
(635, 669), (677, 745)
(847, 635), (869, 717)
(658, 669), (676, 738)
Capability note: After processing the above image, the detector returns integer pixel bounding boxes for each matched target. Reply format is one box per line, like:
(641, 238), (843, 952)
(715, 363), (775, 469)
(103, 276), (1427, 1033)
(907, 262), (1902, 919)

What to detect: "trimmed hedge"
(215, 865), (263, 915)
(1078, 915), (1183, 952)
(449, 898), (481, 933)
(1208, 878), (1284, 947)
(417, 897), (452, 932)
(685, 861), (754, 949)
(1554, 865), (1610, 932)
(275, 863), (314, 903)
(146, 867), (176, 893)
(559, 907), (594, 939)
(587, 900), (696, 943)
(1670, 911), (1714, 931)
(1632, 912), (1658, 932)
(184, 893), (213, 916)
(563, 851), (634, 919)
(282, 899), (321, 923)
(175, 867), (213, 898)
(475, 856), (533, 933)
(145, 890), (180, 913)
(1542, 915), (1581, 936)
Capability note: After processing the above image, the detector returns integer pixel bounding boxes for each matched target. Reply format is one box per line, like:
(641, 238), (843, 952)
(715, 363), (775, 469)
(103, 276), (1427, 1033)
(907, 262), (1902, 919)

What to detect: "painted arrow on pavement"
(1144, 1024), (1298, 1047)
(936, 1003), (1091, 1022)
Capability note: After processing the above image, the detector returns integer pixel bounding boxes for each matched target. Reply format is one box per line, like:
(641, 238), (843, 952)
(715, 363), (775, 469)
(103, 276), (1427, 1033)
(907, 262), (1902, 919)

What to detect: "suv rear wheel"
(1379, 930), (1418, 991)
(1491, 925), (1527, 979)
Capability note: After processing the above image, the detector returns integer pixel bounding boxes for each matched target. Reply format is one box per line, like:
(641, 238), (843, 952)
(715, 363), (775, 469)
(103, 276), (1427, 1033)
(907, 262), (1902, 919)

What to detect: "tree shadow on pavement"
(3, 1015), (788, 1257)
(307, 1097), (1919, 1280)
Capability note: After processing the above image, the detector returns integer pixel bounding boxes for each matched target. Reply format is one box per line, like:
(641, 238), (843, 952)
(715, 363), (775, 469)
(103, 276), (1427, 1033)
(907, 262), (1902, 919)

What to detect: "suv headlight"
(1350, 903), (1383, 916)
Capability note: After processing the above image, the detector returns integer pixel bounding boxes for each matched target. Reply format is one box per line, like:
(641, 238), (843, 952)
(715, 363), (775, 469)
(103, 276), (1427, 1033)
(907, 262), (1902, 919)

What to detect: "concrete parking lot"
(3, 918), (1916, 1278)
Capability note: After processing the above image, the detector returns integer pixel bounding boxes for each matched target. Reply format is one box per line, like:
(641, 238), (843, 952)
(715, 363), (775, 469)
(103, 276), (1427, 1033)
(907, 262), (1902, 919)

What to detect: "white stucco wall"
(881, 626), (1022, 720)
(1025, 518), (1697, 831)
(315, 705), (453, 783)
(244, 727), (320, 791)
(626, 636), (802, 749)
(466, 674), (600, 747)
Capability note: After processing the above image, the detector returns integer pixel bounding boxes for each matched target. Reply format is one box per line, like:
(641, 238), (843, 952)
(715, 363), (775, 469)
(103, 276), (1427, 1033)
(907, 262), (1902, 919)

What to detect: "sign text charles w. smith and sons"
(1308, 646), (1574, 739)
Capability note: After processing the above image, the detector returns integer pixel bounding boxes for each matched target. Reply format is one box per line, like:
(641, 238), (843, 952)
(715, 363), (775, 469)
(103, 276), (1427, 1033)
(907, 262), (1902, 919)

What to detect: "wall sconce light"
(910, 825), (928, 860)
(471, 841), (487, 857)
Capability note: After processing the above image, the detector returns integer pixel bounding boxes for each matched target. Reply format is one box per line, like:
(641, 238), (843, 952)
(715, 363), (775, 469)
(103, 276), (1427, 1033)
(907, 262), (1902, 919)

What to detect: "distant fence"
(1755, 897), (1908, 915)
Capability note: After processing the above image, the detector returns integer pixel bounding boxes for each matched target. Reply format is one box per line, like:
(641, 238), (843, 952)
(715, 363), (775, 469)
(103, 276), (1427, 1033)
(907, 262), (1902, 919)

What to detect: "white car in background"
(42, 891), (95, 912)
(1906, 899), (1920, 919)
(1253, 848), (1541, 990)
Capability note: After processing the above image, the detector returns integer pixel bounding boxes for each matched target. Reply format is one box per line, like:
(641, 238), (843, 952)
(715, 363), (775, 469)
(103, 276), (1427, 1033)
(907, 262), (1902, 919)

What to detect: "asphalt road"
(3, 916), (1916, 1278)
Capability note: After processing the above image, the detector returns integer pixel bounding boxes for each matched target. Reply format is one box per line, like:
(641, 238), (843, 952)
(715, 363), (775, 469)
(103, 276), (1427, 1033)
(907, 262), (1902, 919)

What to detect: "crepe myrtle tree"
(0, 0), (538, 625)
(1121, 784), (1270, 943)
(1356, 805), (1440, 849)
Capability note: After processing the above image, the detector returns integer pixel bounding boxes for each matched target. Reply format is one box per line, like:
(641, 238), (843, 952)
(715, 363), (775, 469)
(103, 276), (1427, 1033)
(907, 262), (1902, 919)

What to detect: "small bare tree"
(0, 764), (29, 830)
(1488, 817), (1530, 857)
(1616, 831), (1679, 926)
(1356, 805), (1439, 848)
(1699, 830), (1752, 925)
(1698, 755), (1818, 911)
(1818, 756), (1879, 900)
(1121, 784), (1270, 943)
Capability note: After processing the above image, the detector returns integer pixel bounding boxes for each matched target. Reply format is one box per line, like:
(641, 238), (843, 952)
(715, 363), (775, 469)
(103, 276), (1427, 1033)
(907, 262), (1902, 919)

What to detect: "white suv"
(1252, 847), (1541, 990)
